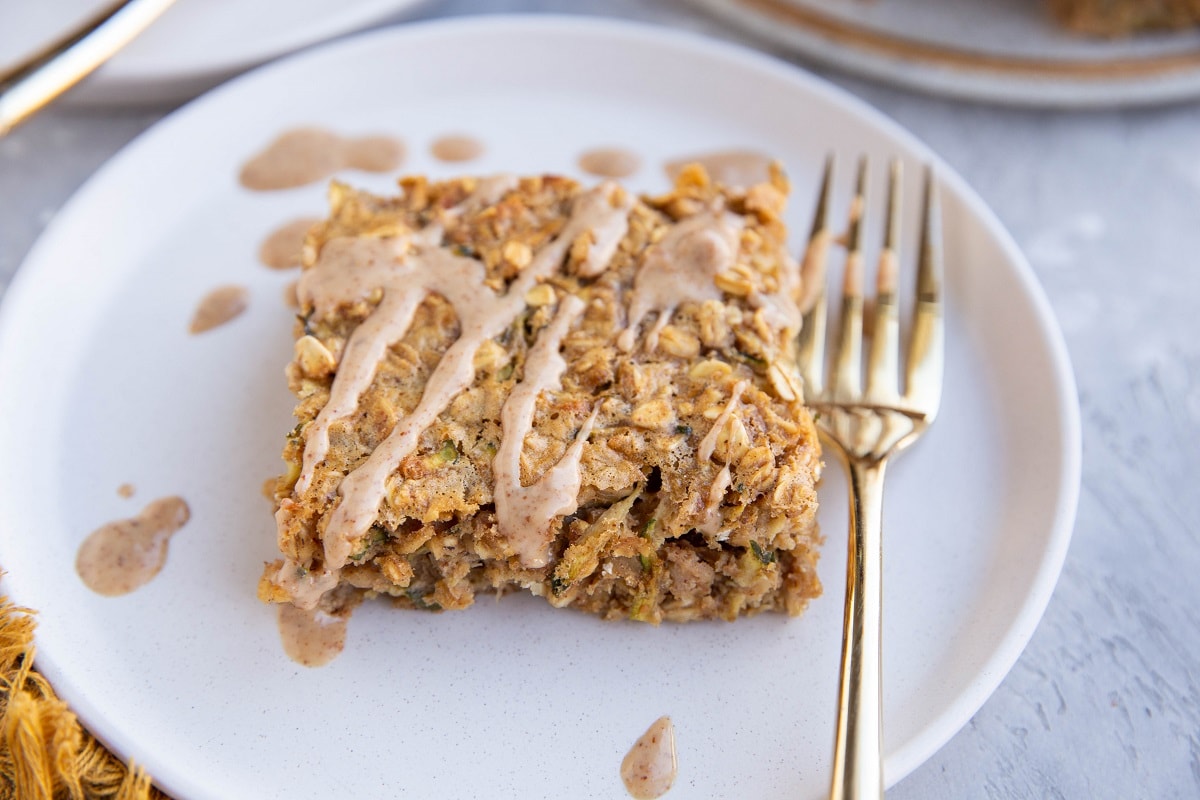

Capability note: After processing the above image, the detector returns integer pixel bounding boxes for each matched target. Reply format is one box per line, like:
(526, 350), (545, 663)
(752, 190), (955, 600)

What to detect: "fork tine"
(866, 159), (902, 402)
(830, 156), (868, 402)
(904, 165), (944, 418)
(797, 154), (834, 400)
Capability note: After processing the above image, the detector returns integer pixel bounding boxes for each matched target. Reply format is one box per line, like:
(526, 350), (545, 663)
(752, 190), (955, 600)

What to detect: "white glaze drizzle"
(296, 271), (425, 493)
(443, 173), (519, 220)
(296, 177), (522, 490)
(617, 211), (742, 353)
(574, 189), (633, 277)
(494, 295), (599, 567)
(272, 555), (340, 610)
(749, 247), (803, 336)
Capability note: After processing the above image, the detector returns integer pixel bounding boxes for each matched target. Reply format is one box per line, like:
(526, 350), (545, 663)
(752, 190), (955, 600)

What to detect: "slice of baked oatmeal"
(1048, 0), (1200, 34)
(258, 166), (822, 623)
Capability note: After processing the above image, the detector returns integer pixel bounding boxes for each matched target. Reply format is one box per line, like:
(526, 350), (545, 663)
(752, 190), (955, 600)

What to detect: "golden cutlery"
(0, 0), (176, 136)
(798, 156), (944, 800)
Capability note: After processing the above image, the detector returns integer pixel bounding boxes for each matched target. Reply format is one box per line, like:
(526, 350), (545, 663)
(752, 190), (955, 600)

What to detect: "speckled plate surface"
(690, 0), (1200, 107)
(0, 16), (1080, 799)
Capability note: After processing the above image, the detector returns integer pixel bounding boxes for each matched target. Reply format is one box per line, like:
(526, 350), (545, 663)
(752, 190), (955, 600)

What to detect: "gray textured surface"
(2, 1), (1198, 797)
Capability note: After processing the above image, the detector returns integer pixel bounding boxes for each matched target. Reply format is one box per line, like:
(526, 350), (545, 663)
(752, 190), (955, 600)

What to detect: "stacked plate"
(0, 0), (429, 103)
(691, 0), (1200, 106)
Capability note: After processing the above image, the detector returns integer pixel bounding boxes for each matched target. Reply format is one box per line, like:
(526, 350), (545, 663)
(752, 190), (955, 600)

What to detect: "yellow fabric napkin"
(1, 586), (161, 800)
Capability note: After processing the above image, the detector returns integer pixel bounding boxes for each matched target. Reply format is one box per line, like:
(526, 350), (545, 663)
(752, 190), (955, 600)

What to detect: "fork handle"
(830, 459), (886, 800)
(0, 0), (176, 136)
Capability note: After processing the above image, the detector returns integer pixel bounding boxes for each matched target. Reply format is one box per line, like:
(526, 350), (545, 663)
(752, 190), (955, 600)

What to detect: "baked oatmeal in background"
(1049, 0), (1200, 35)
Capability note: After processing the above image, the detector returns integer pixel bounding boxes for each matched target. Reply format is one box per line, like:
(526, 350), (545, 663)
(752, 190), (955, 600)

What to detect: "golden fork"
(798, 156), (944, 800)
(0, 0), (176, 136)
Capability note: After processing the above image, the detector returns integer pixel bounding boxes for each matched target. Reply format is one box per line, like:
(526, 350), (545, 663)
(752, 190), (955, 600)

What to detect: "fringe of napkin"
(0, 585), (162, 800)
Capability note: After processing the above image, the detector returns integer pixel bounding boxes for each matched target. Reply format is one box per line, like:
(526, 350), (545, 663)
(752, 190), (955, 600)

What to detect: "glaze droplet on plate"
(283, 280), (300, 309)
(277, 604), (348, 667)
(621, 716), (677, 799)
(343, 135), (406, 172)
(190, 285), (249, 334)
(579, 147), (641, 178)
(239, 127), (405, 191)
(430, 134), (484, 162)
(259, 217), (320, 270)
(75, 497), (190, 596)
(664, 149), (773, 190)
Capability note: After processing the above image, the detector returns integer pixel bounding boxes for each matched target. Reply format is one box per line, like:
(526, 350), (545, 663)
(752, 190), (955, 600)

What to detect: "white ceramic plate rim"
(0, 14), (1082, 795)
(68, 0), (431, 103)
(689, 0), (1200, 108)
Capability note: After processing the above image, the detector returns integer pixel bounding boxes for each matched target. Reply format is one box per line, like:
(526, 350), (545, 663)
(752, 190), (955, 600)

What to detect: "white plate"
(0, 16), (1080, 800)
(0, 0), (428, 104)
(690, 0), (1200, 107)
